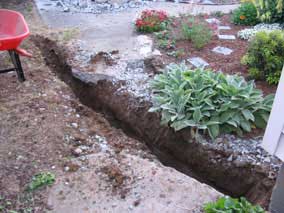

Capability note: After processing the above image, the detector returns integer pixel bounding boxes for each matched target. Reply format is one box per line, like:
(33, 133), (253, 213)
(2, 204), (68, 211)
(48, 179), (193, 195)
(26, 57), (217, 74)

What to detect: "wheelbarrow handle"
(15, 47), (32, 57)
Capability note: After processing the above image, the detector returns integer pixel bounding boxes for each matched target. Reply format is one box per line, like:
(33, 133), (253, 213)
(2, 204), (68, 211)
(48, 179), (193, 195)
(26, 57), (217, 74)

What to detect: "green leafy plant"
(26, 172), (55, 191)
(232, 2), (258, 25)
(242, 30), (284, 85)
(149, 64), (273, 139)
(158, 38), (176, 50)
(204, 196), (265, 213)
(135, 10), (169, 33)
(167, 49), (186, 58)
(211, 11), (224, 18)
(182, 18), (212, 49)
(251, 0), (284, 23)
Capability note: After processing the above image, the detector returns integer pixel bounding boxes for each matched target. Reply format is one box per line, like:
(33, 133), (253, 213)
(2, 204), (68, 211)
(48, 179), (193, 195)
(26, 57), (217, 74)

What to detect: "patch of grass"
(57, 28), (79, 42)
(26, 172), (55, 192)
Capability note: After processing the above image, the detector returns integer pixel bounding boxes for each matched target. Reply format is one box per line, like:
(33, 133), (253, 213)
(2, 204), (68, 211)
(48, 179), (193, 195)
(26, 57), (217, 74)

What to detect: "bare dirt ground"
(0, 1), (222, 212)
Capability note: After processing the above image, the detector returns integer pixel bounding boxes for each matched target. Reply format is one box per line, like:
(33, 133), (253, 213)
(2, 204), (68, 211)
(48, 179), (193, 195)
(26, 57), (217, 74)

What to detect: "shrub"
(242, 30), (284, 84)
(135, 10), (168, 33)
(182, 18), (212, 49)
(252, 0), (284, 23)
(149, 64), (273, 139)
(204, 196), (265, 213)
(232, 3), (258, 25)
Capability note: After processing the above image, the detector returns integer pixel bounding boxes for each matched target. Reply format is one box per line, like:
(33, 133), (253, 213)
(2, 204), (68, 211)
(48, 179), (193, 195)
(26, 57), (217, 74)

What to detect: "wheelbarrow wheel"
(8, 50), (25, 82)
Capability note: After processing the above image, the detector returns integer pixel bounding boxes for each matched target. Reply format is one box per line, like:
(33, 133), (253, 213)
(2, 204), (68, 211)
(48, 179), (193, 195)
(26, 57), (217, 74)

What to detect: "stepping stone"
(188, 57), (209, 69)
(218, 34), (236, 40)
(201, 0), (215, 4)
(218, 26), (231, 30)
(205, 18), (220, 24)
(212, 46), (233, 55)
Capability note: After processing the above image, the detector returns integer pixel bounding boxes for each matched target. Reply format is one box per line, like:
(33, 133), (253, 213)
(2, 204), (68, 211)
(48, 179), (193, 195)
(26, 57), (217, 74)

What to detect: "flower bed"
(135, 10), (168, 33)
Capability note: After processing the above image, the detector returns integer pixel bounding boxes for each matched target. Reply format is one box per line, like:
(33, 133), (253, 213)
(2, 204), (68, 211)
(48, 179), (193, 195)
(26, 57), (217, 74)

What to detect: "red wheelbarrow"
(0, 9), (32, 82)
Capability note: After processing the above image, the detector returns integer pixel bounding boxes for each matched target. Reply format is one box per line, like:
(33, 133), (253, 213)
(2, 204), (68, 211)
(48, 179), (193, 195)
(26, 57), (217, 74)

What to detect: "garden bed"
(152, 14), (277, 95)
(33, 35), (281, 209)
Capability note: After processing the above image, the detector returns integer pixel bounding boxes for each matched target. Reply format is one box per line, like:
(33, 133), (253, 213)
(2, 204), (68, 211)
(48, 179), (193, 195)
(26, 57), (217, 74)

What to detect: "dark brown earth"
(0, 1), (150, 212)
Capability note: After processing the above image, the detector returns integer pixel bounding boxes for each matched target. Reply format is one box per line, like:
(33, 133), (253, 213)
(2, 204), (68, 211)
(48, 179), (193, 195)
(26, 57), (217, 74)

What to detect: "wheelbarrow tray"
(0, 9), (30, 51)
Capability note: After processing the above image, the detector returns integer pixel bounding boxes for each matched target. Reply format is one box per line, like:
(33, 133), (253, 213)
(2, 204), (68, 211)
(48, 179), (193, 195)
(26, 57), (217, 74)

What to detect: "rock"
(71, 122), (78, 128)
(218, 26), (231, 30)
(73, 147), (83, 156)
(205, 18), (220, 24)
(144, 56), (165, 74)
(218, 35), (236, 40)
(212, 46), (233, 56)
(263, 157), (271, 163)
(187, 57), (209, 68)
(63, 7), (70, 12)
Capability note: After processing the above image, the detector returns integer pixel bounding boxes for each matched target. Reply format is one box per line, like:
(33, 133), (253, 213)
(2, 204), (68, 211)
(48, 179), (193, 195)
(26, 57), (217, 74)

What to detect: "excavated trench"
(33, 35), (280, 208)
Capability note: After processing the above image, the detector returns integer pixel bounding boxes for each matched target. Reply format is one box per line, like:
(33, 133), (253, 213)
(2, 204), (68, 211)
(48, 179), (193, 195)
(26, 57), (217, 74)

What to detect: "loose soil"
(154, 14), (277, 95)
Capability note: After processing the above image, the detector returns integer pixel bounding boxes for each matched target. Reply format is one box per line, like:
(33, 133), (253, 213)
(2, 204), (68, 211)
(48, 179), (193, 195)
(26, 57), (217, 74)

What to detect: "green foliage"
(182, 18), (212, 49)
(158, 39), (176, 50)
(149, 64), (273, 139)
(242, 30), (284, 85)
(26, 172), (55, 191)
(211, 11), (224, 18)
(167, 49), (186, 58)
(252, 0), (284, 23)
(232, 3), (258, 25)
(204, 196), (265, 213)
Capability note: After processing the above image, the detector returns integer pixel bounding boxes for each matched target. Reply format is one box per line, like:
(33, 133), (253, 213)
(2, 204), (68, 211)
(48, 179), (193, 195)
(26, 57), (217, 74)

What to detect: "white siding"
(262, 68), (284, 161)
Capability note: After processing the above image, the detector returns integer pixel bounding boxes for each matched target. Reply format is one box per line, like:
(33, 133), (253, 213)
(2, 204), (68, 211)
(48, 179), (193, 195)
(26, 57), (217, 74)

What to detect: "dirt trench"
(33, 35), (278, 208)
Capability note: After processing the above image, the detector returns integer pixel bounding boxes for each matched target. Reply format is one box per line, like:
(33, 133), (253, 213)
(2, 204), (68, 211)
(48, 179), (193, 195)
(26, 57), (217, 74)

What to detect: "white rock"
(188, 57), (209, 68)
(218, 34), (236, 40)
(218, 26), (231, 30)
(71, 122), (78, 128)
(205, 18), (220, 24)
(212, 46), (233, 55)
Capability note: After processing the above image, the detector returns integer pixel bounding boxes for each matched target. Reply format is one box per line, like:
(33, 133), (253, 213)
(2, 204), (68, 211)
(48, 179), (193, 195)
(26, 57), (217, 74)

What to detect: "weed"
(26, 172), (55, 191)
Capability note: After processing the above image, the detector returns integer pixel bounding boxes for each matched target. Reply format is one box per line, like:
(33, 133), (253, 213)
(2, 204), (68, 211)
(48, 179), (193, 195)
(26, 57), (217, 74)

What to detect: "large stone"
(205, 18), (220, 24)
(218, 26), (231, 30)
(218, 34), (236, 40)
(212, 46), (233, 56)
(47, 152), (222, 212)
(188, 57), (209, 68)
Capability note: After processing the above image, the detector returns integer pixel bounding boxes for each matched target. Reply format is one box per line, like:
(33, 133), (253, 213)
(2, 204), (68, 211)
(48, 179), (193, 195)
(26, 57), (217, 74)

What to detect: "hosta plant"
(149, 64), (273, 139)
(204, 196), (265, 213)
(135, 10), (169, 33)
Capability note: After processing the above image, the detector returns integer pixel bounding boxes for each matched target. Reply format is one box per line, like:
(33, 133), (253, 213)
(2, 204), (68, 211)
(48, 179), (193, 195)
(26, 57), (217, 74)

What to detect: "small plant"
(211, 11), (224, 18)
(149, 64), (273, 139)
(204, 196), (265, 213)
(232, 2), (258, 26)
(242, 30), (284, 84)
(167, 49), (186, 58)
(135, 10), (169, 33)
(182, 18), (212, 49)
(26, 172), (55, 191)
(158, 39), (176, 50)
